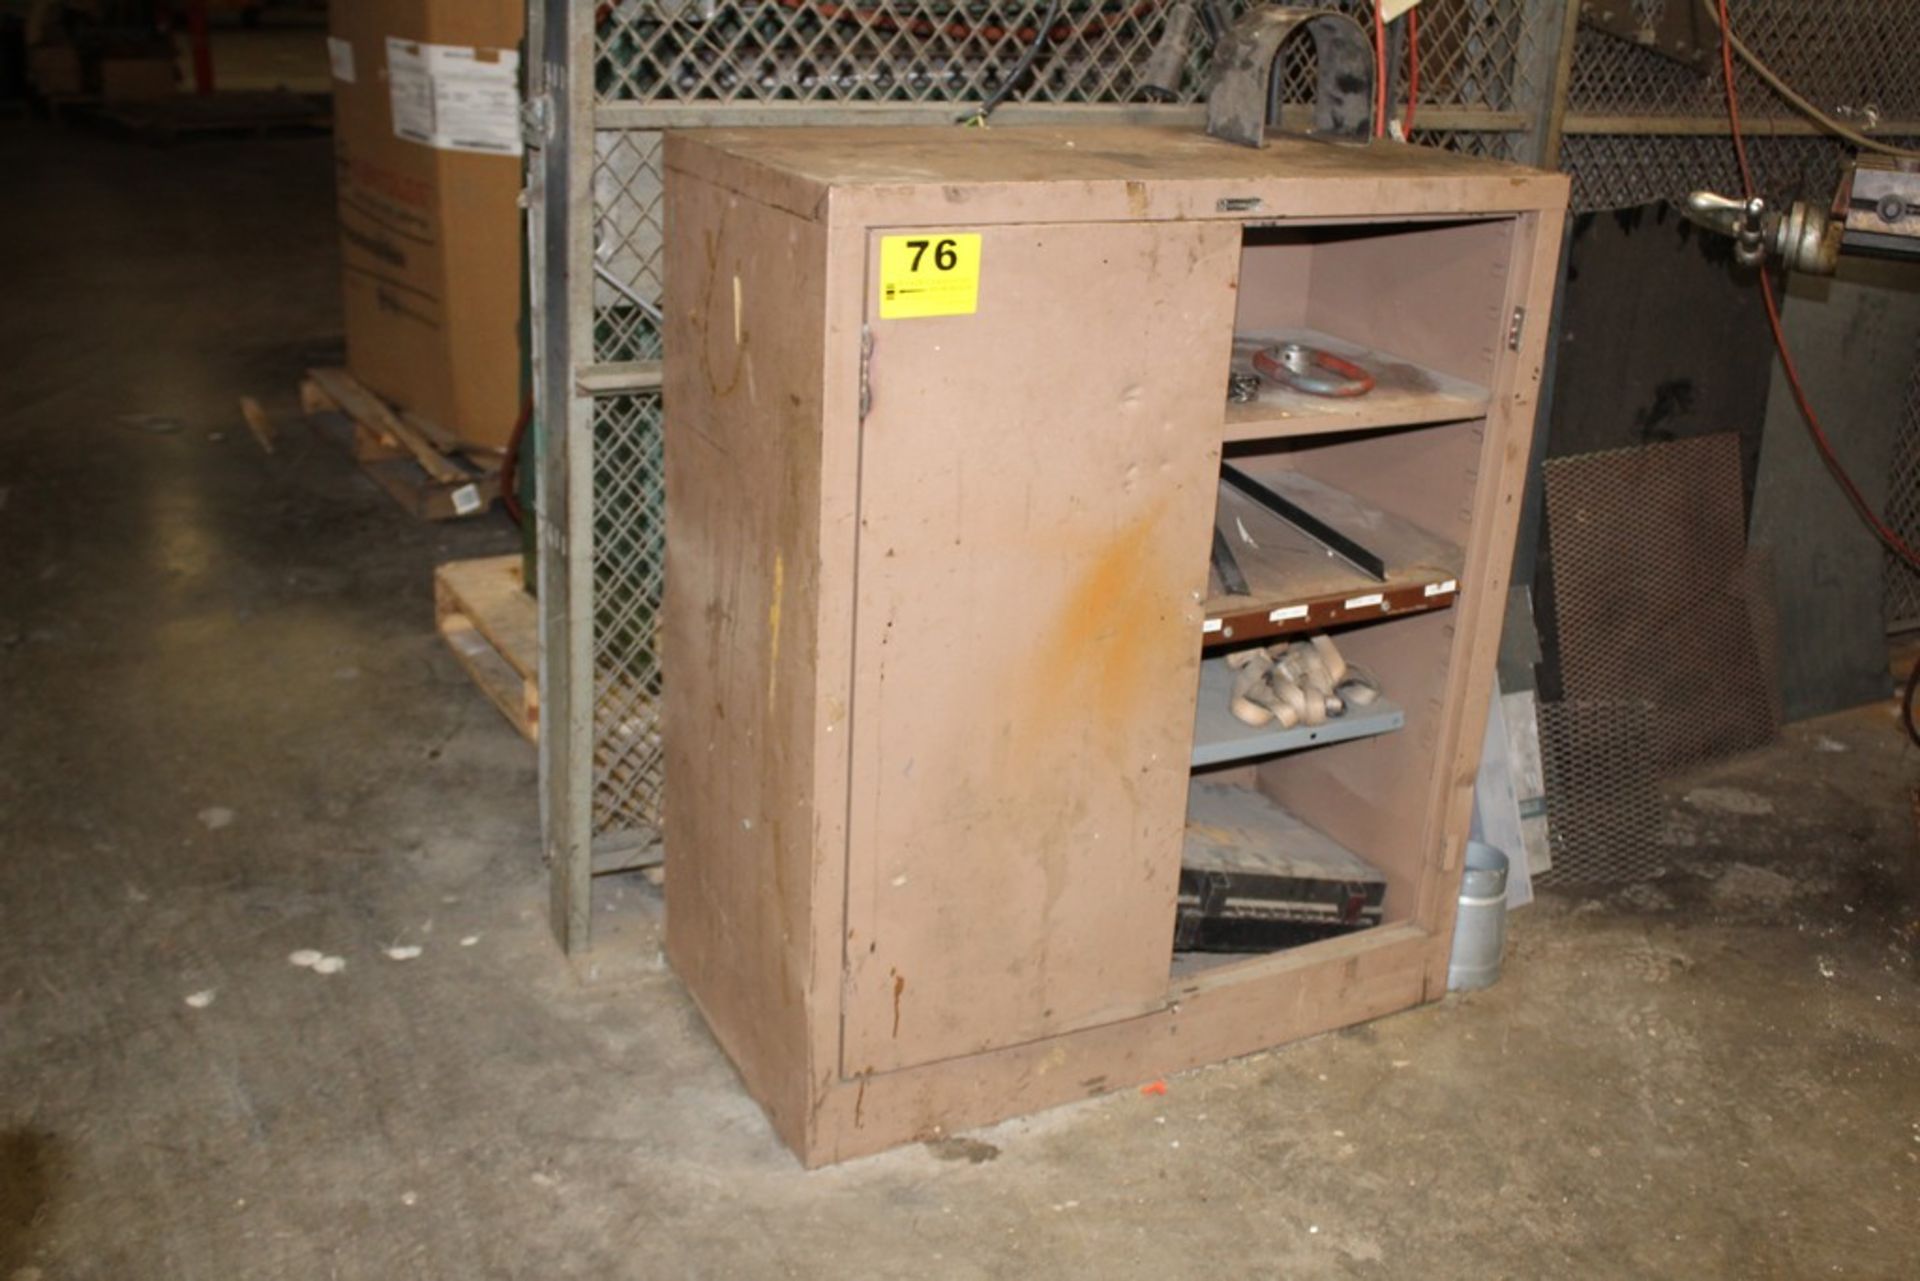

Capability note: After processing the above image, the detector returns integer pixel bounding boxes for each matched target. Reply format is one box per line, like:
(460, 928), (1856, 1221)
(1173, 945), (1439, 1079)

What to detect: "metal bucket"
(1447, 840), (1510, 992)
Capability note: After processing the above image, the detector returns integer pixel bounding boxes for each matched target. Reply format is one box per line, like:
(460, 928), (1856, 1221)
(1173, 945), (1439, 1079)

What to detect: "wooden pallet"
(301, 368), (503, 521)
(434, 556), (538, 742)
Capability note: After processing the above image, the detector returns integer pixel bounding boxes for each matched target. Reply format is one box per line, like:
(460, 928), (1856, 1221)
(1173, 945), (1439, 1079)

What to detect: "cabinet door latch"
(520, 94), (552, 148)
(1506, 305), (1526, 352)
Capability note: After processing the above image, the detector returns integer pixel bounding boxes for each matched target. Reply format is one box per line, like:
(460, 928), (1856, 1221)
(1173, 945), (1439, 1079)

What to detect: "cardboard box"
(328, 0), (524, 453)
(99, 55), (177, 101)
(28, 45), (84, 97)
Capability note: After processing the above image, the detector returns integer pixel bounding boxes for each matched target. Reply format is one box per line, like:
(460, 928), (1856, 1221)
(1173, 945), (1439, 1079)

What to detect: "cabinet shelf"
(1224, 328), (1491, 442)
(1191, 656), (1405, 768)
(1183, 782), (1386, 893)
(1203, 465), (1463, 648)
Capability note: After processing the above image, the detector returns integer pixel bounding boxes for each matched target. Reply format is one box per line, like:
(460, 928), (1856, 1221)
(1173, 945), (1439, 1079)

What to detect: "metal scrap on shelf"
(1224, 633), (1382, 729)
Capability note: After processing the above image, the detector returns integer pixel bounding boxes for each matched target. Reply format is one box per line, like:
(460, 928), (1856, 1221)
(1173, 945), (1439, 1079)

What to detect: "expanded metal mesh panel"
(591, 393), (667, 833)
(1567, 2), (1920, 124)
(600, 0), (1205, 105)
(593, 1), (1539, 111)
(1535, 699), (1666, 885)
(1560, 130), (1862, 212)
(1416, 0), (1547, 115)
(1888, 342), (1920, 630)
(1543, 434), (1778, 778)
(1560, 2), (1920, 210)
(1409, 128), (1526, 162)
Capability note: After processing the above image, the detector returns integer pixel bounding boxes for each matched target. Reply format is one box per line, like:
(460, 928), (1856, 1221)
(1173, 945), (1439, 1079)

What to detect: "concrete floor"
(2, 122), (1918, 1280)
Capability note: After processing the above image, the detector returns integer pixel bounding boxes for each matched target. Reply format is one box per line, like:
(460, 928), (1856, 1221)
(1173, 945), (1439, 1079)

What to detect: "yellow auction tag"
(877, 233), (981, 319)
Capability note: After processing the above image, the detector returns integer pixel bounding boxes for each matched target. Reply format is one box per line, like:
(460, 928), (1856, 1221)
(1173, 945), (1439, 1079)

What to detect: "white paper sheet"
(386, 38), (522, 157)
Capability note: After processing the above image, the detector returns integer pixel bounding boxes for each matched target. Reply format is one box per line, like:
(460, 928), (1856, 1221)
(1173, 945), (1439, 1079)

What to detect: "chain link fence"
(590, 393), (668, 834)
(594, 0), (1547, 114)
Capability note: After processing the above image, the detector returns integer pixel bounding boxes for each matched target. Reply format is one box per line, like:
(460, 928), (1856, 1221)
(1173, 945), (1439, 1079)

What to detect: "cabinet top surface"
(668, 125), (1567, 210)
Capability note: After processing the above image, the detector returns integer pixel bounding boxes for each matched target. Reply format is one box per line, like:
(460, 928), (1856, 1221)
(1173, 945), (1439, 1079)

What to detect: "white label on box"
(1201, 618), (1224, 634)
(386, 39), (435, 142)
(386, 38), (522, 157)
(1268, 604), (1309, 623)
(327, 36), (356, 84)
(1424, 579), (1458, 597)
(1343, 592), (1385, 611)
(450, 484), (483, 516)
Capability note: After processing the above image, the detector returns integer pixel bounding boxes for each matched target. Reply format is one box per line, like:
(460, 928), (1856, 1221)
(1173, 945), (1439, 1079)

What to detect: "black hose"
(1199, 0), (1229, 45)
(956, 0), (1066, 125)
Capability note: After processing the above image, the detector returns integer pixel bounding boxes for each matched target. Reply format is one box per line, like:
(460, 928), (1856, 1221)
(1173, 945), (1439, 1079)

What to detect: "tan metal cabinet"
(662, 126), (1567, 1167)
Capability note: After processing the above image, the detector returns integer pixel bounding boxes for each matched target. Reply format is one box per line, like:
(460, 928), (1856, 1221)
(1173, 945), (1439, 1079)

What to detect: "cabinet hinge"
(1506, 305), (1526, 352)
(858, 325), (874, 423)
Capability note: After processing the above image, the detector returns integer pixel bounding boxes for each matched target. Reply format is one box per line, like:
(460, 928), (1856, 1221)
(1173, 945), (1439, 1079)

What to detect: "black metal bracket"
(1221, 462), (1387, 582)
(1203, 6), (1375, 149)
(1211, 525), (1252, 596)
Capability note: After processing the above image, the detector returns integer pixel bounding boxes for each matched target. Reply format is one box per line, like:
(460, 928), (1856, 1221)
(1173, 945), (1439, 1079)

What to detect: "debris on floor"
(1683, 786), (1776, 816)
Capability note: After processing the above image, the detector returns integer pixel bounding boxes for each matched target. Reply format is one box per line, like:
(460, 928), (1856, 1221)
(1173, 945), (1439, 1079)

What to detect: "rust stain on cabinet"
(1024, 499), (1174, 747)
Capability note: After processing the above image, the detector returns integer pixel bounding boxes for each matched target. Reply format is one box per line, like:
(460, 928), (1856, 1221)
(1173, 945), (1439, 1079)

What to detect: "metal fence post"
(1522, 0), (1580, 168)
(531, 0), (597, 952)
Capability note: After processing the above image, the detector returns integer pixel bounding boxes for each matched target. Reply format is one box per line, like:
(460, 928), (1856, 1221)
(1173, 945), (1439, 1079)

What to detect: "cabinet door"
(843, 219), (1240, 1075)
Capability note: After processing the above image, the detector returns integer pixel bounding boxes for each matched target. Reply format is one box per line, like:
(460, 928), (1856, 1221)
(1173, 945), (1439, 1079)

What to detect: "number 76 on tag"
(877, 233), (982, 319)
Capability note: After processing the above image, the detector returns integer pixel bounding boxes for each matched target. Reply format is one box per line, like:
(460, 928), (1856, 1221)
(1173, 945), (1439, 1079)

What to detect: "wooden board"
(301, 370), (501, 522)
(1224, 329), (1491, 442)
(667, 126), (1569, 230)
(1205, 466), (1463, 646)
(237, 396), (277, 454)
(308, 367), (464, 483)
(434, 556), (538, 742)
(1183, 780), (1386, 885)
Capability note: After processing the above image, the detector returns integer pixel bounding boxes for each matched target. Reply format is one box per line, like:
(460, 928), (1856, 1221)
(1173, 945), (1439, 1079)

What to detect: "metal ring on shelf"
(1250, 342), (1377, 398)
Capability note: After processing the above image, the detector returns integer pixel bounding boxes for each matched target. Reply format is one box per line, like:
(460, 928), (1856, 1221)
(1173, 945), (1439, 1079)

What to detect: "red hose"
(1404, 10), (1419, 134)
(1371, 4), (1387, 138)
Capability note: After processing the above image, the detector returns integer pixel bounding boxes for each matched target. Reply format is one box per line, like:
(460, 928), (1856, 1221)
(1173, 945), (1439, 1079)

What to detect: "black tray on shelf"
(1174, 782), (1388, 953)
